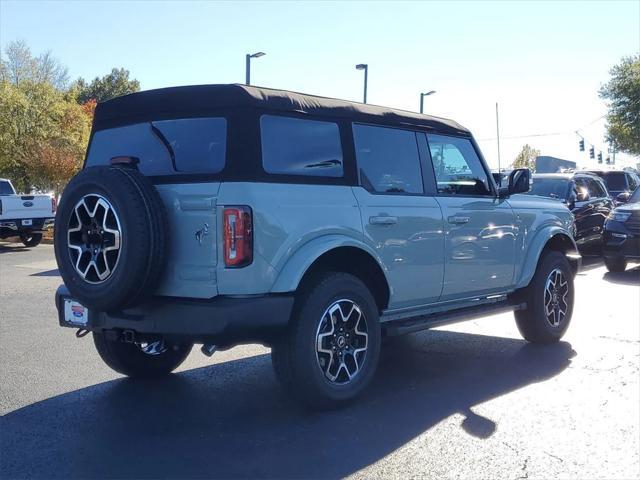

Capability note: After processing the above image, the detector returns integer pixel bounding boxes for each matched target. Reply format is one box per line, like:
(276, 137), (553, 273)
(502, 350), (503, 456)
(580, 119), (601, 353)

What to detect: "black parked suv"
(527, 172), (613, 252)
(584, 170), (640, 205)
(603, 187), (640, 272)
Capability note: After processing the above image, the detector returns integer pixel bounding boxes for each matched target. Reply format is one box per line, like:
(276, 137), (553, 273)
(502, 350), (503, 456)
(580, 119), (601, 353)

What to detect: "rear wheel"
(20, 232), (42, 247)
(93, 332), (193, 378)
(514, 251), (574, 344)
(604, 256), (627, 273)
(272, 272), (381, 409)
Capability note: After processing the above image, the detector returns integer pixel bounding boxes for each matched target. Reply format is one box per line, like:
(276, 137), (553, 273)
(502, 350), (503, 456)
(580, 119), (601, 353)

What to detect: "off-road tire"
(93, 332), (192, 378)
(20, 232), (42, 247)
(54, 166), (168, 311)
(604, 256), (627, 273)
(514, 251), (574, 344)
(272, 272), (381, 410)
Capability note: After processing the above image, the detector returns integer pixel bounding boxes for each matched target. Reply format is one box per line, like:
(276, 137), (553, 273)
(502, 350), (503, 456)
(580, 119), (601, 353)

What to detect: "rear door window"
(585, 177), (606, 198)
(86, 117), (227, 176)
(353, 124), (423, 194)
(426, 134), (492, 196)
(260, 115), (343, 177)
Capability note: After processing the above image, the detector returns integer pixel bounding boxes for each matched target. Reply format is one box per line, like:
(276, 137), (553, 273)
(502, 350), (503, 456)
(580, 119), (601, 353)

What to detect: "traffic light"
(589, 146), (595, 159)
(597, 152), (603, 162)
(579, 139), (585, 151)
(606, 156), (611, 165)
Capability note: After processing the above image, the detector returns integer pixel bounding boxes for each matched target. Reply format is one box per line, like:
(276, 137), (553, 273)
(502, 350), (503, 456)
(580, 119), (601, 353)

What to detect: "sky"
(1, 0), (639, 169)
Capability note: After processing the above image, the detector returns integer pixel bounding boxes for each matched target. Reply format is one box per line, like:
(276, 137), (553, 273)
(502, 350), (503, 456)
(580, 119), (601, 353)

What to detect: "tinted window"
(353, 124), (423, 194)
(86, 118), (227, 175)
(629, 187), (640, 203)
(627, 173), (638, 191)
(0, 180), (14, 195)
(527, 177), (569, 199)
(601, 172), (627, 191)
(427, 134), (491, 196)
(260, 115), (343, 177)
(587, 177), (607, 198)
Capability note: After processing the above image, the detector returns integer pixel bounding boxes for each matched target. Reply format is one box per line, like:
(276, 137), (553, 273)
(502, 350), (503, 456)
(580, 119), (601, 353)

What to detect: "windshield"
(601, 172), (627, 191)
(526, 177), (569, 199)
(0, 180), (14, 195)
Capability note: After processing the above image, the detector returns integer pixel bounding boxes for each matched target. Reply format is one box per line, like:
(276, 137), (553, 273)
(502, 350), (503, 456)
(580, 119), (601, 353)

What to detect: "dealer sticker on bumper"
(63, 299), (89, 326)
(21, 219), (32, 226)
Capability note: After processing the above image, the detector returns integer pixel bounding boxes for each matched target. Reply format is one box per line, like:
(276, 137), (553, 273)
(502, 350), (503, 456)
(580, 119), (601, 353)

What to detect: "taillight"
(223, 206), (252, 267)
(51, 197), (57, 214)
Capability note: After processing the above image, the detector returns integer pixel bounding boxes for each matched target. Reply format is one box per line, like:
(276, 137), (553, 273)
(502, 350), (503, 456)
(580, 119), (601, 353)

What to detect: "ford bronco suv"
(54, 85), (580, 409)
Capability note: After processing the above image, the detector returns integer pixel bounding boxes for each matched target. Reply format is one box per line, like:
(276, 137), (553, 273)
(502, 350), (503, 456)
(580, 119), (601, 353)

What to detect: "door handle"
(369, 215), (398, 225)
(448, 216), (470, 224)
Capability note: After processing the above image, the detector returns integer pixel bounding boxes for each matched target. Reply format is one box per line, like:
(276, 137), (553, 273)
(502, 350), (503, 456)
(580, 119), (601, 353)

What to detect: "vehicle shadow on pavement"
(603, 266), (640, 286)
(1, 331), (575, 479)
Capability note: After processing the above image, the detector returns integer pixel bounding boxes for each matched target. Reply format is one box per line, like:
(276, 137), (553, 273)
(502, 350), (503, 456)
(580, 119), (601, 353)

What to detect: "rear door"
(584, 176), (613, 245)
(85, 117), (226, 298)
(352, 123), (445, 309)
(426, 134), (517, 301)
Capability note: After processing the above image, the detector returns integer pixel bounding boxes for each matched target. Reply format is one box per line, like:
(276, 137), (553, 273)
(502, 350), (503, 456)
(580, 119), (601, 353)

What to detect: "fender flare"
(515, 226), (579, 289)
(270, 234), (388, 293)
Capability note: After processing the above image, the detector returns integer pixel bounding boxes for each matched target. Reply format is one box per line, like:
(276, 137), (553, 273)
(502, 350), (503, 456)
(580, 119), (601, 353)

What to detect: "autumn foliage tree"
(0, 40), (138, 194)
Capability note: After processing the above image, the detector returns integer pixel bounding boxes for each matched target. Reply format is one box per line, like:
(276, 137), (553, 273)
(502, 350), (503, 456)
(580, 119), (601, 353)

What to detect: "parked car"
(53, 84), (580, 409)
(584, 169), (640, 205)
(603, 186), (640, 272)
(527, 172), (613, 252)
(0, 178), (56, 247)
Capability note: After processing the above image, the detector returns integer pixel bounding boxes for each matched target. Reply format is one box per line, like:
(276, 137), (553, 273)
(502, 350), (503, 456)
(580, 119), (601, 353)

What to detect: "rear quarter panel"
(216, 183), (367, 295)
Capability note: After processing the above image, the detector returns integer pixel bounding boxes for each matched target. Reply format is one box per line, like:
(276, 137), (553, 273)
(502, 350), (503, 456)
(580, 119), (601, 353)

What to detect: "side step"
(383, 301), (526, 337)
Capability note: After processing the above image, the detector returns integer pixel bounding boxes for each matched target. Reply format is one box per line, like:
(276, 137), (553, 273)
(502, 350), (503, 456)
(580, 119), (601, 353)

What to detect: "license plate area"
(62, 298), (90, 326)
(22, 219), (32, 226)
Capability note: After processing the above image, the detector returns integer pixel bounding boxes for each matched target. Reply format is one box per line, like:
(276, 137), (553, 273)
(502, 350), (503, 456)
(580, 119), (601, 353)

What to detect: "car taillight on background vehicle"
(223, 206), (253, 267)
(51, 197), (57, 214)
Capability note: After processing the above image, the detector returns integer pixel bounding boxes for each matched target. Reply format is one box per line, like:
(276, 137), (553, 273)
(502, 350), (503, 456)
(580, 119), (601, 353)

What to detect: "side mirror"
(616, 192), (631, 204)
(507, 168), (531, 195)
(576, 187), (590, 202)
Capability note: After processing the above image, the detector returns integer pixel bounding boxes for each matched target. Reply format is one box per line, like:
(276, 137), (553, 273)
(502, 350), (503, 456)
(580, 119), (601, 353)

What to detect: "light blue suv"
(54, 85), (580, 408)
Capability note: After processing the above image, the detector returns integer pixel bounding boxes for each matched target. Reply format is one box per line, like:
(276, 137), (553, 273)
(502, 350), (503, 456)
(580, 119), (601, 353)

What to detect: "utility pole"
(496, 102), (501, 173)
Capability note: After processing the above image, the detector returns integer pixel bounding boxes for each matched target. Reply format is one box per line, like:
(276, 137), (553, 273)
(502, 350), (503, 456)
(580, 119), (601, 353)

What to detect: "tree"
(599, 55), (640, 156)
(0, 40), (68, 89)
(74, 68), (140, 103)
(512, 144), (540, 171)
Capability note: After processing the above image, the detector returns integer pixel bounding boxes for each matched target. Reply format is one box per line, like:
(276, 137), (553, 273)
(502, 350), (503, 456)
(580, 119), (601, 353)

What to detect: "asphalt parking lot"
(1, 242), (639, 479)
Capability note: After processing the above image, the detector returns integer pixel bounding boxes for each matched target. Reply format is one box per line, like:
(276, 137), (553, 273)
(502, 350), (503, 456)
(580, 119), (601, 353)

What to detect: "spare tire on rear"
(54, 166), (168, 311)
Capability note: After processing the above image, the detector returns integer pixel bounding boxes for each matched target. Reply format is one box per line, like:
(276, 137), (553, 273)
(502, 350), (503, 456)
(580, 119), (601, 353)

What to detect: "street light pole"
(355, 64), (368, 103)
(495, 102), (502, 174)
(419, 90), (436, 114)
(245, 52), (266, 86)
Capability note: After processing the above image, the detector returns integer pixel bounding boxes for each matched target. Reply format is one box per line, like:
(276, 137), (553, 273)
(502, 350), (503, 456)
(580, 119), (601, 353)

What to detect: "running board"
(383, 301), (526, 337)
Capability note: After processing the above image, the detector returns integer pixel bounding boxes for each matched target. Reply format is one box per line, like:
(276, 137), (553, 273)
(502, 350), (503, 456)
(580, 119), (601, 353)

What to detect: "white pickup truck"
(0, 178), (56, 247)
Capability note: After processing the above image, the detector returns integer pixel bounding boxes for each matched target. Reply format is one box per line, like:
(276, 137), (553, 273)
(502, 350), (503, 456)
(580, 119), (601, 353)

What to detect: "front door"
(426, 134), (517, 301)
(352, 124), (445, 310)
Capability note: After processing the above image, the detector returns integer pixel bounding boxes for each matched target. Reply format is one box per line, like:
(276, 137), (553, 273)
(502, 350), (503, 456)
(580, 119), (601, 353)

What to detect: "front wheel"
(272, 272), (381, 410)
(93, 332), (193, 378)
(604, 256), (627, 273)
(20, 232), (42, 247)
(514, 251), (574, 344)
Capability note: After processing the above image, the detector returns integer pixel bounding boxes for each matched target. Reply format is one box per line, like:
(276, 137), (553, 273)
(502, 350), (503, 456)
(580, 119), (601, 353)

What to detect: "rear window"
(260, 115), (343, 177)
(601, 172), (627, 191)
(86, 117), (227, 176)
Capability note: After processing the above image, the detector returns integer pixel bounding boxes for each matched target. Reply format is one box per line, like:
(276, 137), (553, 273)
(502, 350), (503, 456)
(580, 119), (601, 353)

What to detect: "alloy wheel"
(316, 299), (369, 384)
(544, 268), (569, 327)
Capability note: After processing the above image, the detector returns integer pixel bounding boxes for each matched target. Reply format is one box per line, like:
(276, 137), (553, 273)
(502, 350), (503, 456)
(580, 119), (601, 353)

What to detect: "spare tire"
(54, 166), (168, 311)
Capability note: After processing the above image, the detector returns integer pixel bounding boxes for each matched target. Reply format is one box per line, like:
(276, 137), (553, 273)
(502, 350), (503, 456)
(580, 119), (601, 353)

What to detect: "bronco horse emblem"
(195, 223), (209, 246)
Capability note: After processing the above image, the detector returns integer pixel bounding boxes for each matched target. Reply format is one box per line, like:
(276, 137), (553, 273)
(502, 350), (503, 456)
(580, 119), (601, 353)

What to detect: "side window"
(260, 115), (343, 177)
(426, 134), (492, 196)
(353, 124), (423, 194)
(574, 178), (589, 199)
(627, 173), (638, 191)
(586, 178), (605, 198)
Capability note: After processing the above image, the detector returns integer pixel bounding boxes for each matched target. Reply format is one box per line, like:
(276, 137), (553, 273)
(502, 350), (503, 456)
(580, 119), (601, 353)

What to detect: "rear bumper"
(0, 217), (54, 234)
(55, 285), (294, 346)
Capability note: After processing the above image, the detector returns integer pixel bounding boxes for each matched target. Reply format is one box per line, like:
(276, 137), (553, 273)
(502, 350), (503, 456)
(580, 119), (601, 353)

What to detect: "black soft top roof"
(93, 84), (470, 135)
